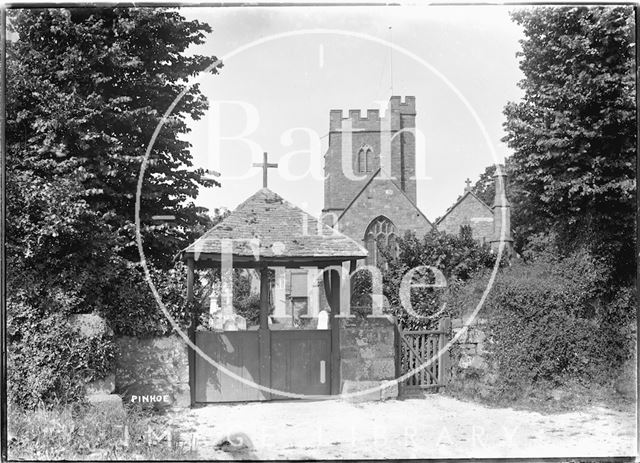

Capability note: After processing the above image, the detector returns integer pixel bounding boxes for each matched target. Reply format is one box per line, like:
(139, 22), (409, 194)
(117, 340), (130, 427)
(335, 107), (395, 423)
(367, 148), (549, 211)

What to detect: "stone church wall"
(437, 194), (494, 243)
(338, 177), (432, 245)
(398, 112), (417, 202)
(324, 130), (388, 214)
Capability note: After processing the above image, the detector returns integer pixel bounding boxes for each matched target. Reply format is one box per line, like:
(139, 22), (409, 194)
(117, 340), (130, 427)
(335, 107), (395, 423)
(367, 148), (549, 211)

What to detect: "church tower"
(323, 96), (418, 219)
(322, 96), (432, 265)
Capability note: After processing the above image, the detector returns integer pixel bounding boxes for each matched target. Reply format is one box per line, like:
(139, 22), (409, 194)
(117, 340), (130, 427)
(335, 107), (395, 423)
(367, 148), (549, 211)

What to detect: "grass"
(8, 401), (198, 461)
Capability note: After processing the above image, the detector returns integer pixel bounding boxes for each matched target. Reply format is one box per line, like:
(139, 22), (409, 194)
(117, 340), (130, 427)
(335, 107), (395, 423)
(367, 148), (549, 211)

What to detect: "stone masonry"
(337, 173), (432, 246)
(115, 335), (190, 409)
(451, 317), (489, 371)
(323, 96), (419, 219)
(448, 318), (499, 399)
(338, 316), (398, 401)
(437, 192), (494, 244)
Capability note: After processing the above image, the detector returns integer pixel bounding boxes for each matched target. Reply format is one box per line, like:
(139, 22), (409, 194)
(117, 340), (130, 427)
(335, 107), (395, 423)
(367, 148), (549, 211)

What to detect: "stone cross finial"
(464, 178), (472, 192)
(253, 152), (278, 188)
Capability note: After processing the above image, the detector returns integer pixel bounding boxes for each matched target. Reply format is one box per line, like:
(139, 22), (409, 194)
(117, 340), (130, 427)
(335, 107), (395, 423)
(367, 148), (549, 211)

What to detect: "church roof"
(181, 188), (368, 267)
(435, 190), (492, 225)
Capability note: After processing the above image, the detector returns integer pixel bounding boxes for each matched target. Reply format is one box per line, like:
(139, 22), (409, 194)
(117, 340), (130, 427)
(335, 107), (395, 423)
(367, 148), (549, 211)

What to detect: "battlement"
(325, 95), (418, 210)
(329, 96), (416, 131)
(389, 95), (416, 114)
(330, 109), (382, 130)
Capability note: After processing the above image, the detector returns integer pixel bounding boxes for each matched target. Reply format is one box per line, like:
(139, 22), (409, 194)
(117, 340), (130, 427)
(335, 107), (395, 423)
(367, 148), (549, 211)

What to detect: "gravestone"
(317, 309), (329, 330)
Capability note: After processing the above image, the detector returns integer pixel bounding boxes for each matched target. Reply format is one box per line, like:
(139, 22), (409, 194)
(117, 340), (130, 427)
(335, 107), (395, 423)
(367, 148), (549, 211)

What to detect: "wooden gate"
(270, 329), (331, 398)
(194, 330), (266, 403)
(396, 318), (451, 393)
(194, 329), (332, 403)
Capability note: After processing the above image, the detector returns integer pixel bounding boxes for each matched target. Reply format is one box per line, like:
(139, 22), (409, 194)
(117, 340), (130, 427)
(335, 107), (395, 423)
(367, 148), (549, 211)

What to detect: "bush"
(467, 250), (635, 401)
(351, 227), (497, 330)
(7, 254), (207, 409)
(7, 308), (116, 409)
(5, 169), (203, 408)
(100, 261), (205, 337)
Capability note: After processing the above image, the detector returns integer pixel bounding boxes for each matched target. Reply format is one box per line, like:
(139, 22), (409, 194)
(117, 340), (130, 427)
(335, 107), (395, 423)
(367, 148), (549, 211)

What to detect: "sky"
(178, 5), (527, 220)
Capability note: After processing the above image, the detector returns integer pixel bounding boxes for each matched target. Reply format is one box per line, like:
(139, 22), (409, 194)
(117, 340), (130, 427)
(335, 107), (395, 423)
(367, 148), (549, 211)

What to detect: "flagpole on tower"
(389, 25), (393, 96)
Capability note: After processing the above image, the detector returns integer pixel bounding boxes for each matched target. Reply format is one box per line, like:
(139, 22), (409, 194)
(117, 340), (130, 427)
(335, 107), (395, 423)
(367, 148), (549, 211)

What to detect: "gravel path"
(168, 396), (636, 460)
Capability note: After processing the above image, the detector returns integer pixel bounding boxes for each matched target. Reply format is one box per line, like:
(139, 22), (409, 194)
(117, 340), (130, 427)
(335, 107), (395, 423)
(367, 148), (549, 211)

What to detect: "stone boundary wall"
(69, 313), (124, 413)
(451, 318), (489, 371)
(113, 319), (401, 407)
(115, 334), (190, 409)
(448, 318), (498, 398)
(337, 316), (398, 401)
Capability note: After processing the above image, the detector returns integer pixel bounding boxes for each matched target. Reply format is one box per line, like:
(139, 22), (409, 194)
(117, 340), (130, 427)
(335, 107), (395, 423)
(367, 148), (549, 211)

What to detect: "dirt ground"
(165, 395), (637, 460)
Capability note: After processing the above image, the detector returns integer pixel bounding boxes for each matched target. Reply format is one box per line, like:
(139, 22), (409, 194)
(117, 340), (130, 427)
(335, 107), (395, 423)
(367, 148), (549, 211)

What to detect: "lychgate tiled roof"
(181, 188), (368, 264)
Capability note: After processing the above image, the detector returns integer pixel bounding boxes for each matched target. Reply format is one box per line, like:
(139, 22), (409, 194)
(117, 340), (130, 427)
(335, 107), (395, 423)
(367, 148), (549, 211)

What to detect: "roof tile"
(182, 188), (368, 261)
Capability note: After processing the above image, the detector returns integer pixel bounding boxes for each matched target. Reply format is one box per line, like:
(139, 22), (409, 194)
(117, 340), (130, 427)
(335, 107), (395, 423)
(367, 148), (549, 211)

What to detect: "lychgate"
(180, 187), (370, 404)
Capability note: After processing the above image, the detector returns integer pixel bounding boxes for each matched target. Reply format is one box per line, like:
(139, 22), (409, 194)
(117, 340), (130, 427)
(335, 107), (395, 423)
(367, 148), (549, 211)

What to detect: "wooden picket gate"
(396, 317), (451, 393)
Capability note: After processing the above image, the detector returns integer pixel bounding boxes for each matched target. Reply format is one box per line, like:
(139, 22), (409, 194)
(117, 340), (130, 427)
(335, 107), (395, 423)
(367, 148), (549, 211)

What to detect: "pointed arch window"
(365, 148), (373, 172)
(357, 145), (374, 173)
(364, 216), (398, 266)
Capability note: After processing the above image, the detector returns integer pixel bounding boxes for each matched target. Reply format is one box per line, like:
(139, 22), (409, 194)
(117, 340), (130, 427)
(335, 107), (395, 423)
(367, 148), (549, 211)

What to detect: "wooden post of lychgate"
(394, 322), (401, 381)
(438, 317), (451, 386)
(186, 257), (196, 406)
(327, 267), (342, 396)
(259, 266), (270, 330)
(258, 265), (272, 399)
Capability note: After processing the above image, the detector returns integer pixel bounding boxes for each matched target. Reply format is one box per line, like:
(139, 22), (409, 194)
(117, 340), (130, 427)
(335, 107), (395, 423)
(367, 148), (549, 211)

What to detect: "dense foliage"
(462, 251), (636, 401)
(8, 311), (117, 409)
(449, 6), (637, 405)
(352, 226), (497, 330)
(7, 8), (221, 408)
(502, 6), (636, 281)
(7, 8), (221, 266)
(7, 169), (119, 407)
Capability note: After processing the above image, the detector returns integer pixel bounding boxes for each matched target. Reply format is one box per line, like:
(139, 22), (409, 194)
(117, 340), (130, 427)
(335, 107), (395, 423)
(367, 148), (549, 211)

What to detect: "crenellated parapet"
(329, 96), (416, 132)
(389, 95), (416, 114)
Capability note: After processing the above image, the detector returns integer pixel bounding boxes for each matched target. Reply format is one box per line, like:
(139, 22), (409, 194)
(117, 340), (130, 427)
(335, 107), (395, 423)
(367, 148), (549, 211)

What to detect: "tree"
(6, 7), (223, 407)
(502, 6), (635, 281)
(470, 164), (496, 207)
(7, 7), (221, 268)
